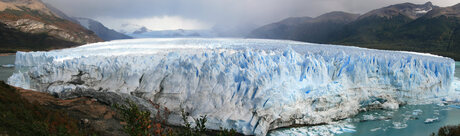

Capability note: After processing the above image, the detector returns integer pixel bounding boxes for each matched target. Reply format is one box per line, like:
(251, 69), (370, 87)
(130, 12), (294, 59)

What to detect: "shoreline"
(0, 53), (15, 56)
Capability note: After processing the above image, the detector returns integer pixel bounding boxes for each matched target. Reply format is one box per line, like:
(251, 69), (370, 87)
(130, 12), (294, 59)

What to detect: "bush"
(115, 100), (152, 136)
(180, 109), (208, 136)
(218, 127), (237, 136)
(0, 81), (82, 136)
(116, 100), (239, 136)
(431, 124), (460, 136)
(194, 115), (207, 134)
(115, 99), (174, 136)
(180, 109), (194, 136)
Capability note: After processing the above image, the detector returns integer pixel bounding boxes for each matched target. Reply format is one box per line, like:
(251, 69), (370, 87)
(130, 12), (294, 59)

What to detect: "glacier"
(7, 38), (455, 135)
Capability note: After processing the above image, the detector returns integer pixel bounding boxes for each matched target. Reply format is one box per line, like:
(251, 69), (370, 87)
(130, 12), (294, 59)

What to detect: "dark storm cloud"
(42, 0), (460, 29)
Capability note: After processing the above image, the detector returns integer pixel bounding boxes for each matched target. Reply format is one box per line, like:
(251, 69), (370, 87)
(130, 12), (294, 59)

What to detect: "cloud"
(42, 0), (460, 30)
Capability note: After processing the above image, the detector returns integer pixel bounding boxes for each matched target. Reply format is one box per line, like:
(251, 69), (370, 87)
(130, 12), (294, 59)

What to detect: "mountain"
(211, 22), (258, 37)
(129, 29), (217, 38)
(0, 0), (102, 52)
(358, 2), (438, 20)
(334, 2), (459, 60)
(74, 17), (131, 41)
(132, 26), (149, 34)
(248, 16), (313, 40)
(424, 3), (460, 18)
(121, 22), (255, 38)
(43, 2), (78, 23)
(248, 11), (359, 43)
(0, 21), (76, 52)
(127, 27), (217, 38)
(335, 2), (438, 43)
(116, 23), (145, 34)
(248, 2), (460, 60)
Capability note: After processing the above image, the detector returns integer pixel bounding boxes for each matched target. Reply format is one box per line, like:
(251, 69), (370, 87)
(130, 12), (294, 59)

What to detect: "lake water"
(1, 55), (459, 135)
(0, 55), (15, 81)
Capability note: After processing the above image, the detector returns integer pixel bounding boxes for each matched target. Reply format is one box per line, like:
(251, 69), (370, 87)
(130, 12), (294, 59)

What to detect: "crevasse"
(7, 38), (455, 135)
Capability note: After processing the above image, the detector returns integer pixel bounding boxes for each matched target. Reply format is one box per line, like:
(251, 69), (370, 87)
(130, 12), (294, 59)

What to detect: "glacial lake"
(1, 55), (459, 136)
(0, 55), (15, 81)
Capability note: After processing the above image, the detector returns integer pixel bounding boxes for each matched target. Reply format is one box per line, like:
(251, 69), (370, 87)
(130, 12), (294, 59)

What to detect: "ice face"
(7, 38), (455, 135)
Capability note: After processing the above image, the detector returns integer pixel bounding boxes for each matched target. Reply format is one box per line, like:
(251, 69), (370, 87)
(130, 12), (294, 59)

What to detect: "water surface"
(0, 55), (15, 81)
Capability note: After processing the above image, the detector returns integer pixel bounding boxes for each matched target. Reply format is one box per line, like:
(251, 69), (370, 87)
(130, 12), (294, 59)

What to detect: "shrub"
(0, 81), (82, 135)
(431, 124), (460, 136)
(194, 115), (207, 134)
(115, 100), (152, 136)
(116, 100), (239, 136)
(218, 127), (237, 136)
(115, 99), (174, 136)
(180, 109), (194, 136)
(180, 109), (209, 136)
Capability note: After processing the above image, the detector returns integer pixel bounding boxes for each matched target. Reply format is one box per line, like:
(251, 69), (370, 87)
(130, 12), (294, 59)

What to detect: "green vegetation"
(115, 100), (154, 136)
(431, 124), (460, 136)
(0, 81), (84, 135)
(116, 100), (238, 136)
(217, 127), (238, 136)
(193, 115), (207, 134)
(180, 109), (194, 136)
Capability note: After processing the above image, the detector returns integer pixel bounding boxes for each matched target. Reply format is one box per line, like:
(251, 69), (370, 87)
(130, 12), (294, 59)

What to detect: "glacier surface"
(7, 38), (455, 135)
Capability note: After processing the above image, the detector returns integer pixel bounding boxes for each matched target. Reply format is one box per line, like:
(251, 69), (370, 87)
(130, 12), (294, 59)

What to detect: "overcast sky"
(42, 0), (460, 31)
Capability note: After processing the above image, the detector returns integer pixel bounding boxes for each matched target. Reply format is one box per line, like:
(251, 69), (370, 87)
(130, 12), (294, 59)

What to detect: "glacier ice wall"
(8, 38), (455, 135)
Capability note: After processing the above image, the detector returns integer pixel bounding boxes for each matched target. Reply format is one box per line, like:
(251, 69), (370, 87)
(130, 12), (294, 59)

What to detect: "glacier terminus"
(7, 38), (456, 135)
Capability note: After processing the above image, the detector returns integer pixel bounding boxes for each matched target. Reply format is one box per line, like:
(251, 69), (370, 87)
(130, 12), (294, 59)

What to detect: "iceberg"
(424, 117), (439, 124)
(1, 64), (14, 68)
(7, 38), (455, 135)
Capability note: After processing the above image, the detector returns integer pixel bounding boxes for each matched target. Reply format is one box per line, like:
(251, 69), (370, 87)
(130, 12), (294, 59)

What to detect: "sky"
(42, 0), (460, 31)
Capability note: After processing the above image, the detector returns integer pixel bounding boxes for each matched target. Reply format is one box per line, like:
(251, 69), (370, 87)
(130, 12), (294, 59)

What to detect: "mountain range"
(120, 22), (258, 38)
(0, 0), (131, 52)
(73, 17), (131, 41)
(0, 0), (102, 52)
(1, 0), (459, 60)
(248, 2), (460, 60)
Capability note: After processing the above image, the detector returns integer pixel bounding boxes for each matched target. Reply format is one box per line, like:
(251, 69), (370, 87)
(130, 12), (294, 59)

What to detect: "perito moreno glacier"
(7, 38), (456, 135)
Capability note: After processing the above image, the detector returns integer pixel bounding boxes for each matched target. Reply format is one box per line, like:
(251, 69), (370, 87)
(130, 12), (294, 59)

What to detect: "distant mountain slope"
(74, 17), (131, 41)
(126, 26), (217, 38)
(129, 29), (217, 38)
(335, 2), (437, 43)
(211, 23), (258, 37)
(248, 2), (460, 60)
(248, 16), (313, 40)
(121, 23), (255, 38)
(248, 11), (359, 43)
(334, 2), (459, 60)
(0, 22), (76, 52)
(0, 0), (102, 52)
(358, 2), (438, 19)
